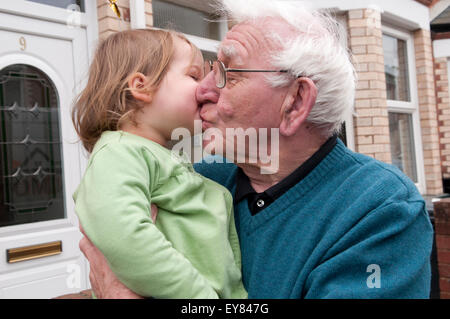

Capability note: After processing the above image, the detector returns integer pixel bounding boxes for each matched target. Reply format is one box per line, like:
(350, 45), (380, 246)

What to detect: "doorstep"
(54, 289), (93, 299)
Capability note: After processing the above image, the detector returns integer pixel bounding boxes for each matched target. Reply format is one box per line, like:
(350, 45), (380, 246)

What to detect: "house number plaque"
(19, 37), (26, 51)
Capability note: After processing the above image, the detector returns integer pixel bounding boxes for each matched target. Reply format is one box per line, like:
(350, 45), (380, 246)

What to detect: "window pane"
(382, 34), (410, 101)
(153, 0), (221, 40)
(338, 122), (347, 146)
(202, 50), (217, 61)
(388, 112), (417, 182)
(0, 64), (65, 227)
(27, 0), (84, 12)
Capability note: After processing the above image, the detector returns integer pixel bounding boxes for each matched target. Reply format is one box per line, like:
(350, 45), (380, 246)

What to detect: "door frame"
(0, 0), (98, 295)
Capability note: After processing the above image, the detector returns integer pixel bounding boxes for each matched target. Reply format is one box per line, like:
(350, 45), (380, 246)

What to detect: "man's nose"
(196, 71), (220, 106)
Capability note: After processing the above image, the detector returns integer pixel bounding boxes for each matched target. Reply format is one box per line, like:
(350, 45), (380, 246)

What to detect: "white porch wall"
(434, 39), (450, 58)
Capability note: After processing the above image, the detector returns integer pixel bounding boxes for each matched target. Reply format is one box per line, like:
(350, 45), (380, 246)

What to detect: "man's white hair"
(214, 0), (357, 138)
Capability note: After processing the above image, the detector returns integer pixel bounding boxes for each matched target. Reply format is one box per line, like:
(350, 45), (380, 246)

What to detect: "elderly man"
(80, 0), (433, 298)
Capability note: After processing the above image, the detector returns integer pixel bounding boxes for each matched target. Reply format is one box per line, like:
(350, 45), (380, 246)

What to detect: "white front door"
(0, 2), (94, 298)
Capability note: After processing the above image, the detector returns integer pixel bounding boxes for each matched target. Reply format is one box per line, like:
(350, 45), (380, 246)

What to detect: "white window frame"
(382, 24), (426, 194)
(448, 57), (450, 95)
(336, 13), (355, 150)
(343, 111), (356, 151)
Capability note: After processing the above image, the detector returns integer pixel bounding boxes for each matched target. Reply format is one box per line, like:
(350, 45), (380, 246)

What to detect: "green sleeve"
(75, 142), (219, 298)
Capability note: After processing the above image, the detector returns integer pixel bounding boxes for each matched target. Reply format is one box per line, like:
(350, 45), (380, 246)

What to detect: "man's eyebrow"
(218, 43), (239, 62)
(218, 43), (246, 67)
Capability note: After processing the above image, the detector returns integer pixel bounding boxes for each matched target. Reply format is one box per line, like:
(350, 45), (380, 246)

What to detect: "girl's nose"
(196, 71), (220, 106)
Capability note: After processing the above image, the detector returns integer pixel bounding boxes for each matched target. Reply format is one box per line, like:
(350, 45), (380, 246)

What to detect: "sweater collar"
(234, 134), (338, 213)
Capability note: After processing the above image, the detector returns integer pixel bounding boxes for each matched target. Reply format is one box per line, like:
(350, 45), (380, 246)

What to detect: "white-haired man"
(80, 0), (433, 298)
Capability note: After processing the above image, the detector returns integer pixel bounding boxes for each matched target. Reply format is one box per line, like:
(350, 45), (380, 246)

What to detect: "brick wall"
(144, 0), (153, 27)
(435, 57), (450, 182)
(433, 199), (450, 299)
(348, 8), (444, 195)
(347, 9), (392, 164)
(414, 30), (443, 195)
(97, 0), (153, 41)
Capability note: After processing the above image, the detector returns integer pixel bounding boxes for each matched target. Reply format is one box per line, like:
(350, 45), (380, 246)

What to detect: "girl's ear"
(128, 72), (152, 103)
(279, 77), (317, 137)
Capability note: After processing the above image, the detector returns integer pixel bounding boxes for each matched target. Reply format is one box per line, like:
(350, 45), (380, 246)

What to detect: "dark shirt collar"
(234, 135), (338, 214)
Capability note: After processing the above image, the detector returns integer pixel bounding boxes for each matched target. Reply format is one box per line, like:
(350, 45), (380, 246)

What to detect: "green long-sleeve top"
(73, 131), (247, 299)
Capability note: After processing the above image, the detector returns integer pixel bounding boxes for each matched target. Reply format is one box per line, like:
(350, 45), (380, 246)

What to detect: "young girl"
(72, 29), (247, 299)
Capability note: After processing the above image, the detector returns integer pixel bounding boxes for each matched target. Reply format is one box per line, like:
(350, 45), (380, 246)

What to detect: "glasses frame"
(205, 60), (289, 89)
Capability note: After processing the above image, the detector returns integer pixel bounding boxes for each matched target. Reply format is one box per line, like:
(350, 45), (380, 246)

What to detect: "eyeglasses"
(204, 60), (289, 89)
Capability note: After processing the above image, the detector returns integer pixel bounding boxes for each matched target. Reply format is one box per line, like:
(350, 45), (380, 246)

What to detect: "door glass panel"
(388, 112), (418, 182)
(382, 34), (411, 102)
(27, 0), (84, 12)
(0, 64), (65, 227)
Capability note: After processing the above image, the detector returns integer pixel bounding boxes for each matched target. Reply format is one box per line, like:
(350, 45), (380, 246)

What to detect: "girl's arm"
(79, 231), (143, 299)
(74, 142), (219, 298)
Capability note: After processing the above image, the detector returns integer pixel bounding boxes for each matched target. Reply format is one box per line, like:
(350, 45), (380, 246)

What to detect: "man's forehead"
(218, 23), (264, 65)
(218, 19), (286, 66)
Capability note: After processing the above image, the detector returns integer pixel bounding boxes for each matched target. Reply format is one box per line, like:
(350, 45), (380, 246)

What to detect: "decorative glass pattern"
(0, 64), (65, 227)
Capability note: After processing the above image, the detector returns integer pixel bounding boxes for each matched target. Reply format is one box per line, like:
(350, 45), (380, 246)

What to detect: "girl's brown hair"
(72, 29), (200, 153)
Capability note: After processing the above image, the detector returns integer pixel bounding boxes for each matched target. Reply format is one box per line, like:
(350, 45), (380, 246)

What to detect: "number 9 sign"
(19, 37), (26, 51)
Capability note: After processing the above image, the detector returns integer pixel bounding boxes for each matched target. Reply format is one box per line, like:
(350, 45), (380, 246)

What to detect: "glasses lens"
(213, 61), (225, 88)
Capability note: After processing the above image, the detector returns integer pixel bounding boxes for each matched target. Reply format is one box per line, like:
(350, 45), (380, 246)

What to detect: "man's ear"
(279, 77), (317, 137)
(128, 72), (152, 103)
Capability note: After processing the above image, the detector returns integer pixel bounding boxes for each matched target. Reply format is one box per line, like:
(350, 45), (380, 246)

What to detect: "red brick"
(441, 292), (450, 299)
(438, 250), (450, 264)
(436, 235), (450, 250)
(435, 222), (450, 236)
(440, 278), (450, 293)
(434, 200), (450, 221)
(435, 210), (450, 222)
(439, 264), (450, 277)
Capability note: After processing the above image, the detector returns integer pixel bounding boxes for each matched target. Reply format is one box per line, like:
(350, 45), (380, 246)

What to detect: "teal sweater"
(194, 139), (433, 298)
